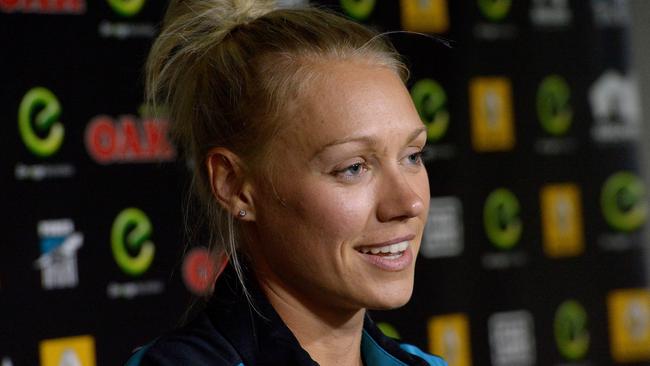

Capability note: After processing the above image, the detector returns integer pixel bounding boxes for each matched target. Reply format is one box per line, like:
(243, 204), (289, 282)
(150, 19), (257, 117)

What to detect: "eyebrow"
(314, 126), (427, 156)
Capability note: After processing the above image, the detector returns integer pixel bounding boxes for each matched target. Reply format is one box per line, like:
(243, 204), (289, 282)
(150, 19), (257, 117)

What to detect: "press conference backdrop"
(2, 0), (650, 365)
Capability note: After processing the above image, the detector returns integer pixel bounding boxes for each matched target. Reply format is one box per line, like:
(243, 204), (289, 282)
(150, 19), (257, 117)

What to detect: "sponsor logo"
(470, 77), (515, 152)
(601, 171), (646, 232)
(19, 87), (64, 158)
(537, 75), (572, 136)
(108, 208), (163, 299)
(488, 310), (536, 366)
(608, 289), (650, 362)
(484, 189), (521, 250)
(400, 0), (449, 33)
(16, 87), (75, 180)
(555, 300), (589, 361)
(98, 21), (156, 39)
(182, 247), (217, 296)
(377, 322), (401, 340)
(534, 75), (577, 155)
(477, 0), (512, 21)
(0, 0), (85, 14)
(39, 335), (96, 366)
(589, 70), (640, 143)
(540, 184), (584, 258)
(598, 172), (645, 250)
(411, 79), (456, 160)
(428, 313), (472, 366)
(482, 189), (526, 269)
(99, 0), (155, 39)
(106, 0), (145, 17)
(411, 79), (450, 143)
(84, 112), (175, 164)
(592, 0), (630, 27)
(421, 197), (463, 258)
(111, 207), (154, 277)
(106, 280), (164, 299)
(340, 0), (375, 21)
(474, 0), (517, 39)
(14, 163), (75, 181)
(34, 219), (83, 290)
(530, 0), (572, 27)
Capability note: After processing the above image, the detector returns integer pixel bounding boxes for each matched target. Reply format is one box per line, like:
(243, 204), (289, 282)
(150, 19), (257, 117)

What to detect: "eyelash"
(405, 150), (424, 166)
(334, 150), (424, 181)
(335, 161), (369, 180)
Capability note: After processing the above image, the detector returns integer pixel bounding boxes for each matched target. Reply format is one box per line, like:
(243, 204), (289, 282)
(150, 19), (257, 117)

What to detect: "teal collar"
(362, 329), (408, 366)
(361, 327), (447, 366)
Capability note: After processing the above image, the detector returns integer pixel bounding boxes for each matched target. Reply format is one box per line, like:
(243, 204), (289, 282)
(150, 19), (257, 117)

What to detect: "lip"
(353, 234), (416, 272)
(356, 243), (413, 271)
(354, 234), (416, 249)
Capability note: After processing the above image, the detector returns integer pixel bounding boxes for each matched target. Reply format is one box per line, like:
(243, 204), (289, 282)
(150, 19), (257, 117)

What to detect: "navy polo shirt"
(126, 265), (446, 366)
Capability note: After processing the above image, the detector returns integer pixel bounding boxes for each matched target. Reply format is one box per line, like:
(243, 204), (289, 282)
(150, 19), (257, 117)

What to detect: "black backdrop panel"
(2, 1), (649, 365)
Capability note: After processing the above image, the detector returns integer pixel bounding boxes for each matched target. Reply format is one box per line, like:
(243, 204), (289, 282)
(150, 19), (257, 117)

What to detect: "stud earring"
(238, 209), (247, 218)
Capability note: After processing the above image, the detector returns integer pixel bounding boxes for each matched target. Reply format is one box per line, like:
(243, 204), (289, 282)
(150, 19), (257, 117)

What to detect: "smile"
(356, 241), (409, 259)
(354, 240), (413, 271)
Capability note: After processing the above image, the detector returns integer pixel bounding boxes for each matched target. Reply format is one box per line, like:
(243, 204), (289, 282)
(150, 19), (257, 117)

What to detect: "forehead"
(279, 61), (420, 152)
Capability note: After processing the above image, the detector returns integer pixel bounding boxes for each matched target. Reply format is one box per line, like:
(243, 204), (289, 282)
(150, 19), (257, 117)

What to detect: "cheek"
(287, 182), (376, 243)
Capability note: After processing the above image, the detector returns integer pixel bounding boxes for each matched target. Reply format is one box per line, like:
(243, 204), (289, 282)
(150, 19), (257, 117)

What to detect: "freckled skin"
(248, 61), (430, 317)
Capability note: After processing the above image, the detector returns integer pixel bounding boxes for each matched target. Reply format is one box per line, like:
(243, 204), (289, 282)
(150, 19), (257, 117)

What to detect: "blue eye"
(344, 163), (365, 175)
(406, 151), (423, 165)
(335, 162), (367, 180)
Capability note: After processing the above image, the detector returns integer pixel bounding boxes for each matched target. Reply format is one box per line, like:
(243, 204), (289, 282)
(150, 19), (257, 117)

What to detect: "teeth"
(358, 241), (409, 255)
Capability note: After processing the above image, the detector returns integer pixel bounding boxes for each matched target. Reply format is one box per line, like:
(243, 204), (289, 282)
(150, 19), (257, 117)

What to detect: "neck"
(257, 274), (366, 366)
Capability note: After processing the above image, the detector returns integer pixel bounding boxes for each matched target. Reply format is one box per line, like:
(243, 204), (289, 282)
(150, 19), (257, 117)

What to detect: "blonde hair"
(145, 0), (407, 296)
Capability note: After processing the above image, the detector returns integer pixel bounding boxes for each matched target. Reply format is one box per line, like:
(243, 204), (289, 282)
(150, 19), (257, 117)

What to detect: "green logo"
(377, 322), (400, 339)
(107, 0), (146, 17)
(18, 87), (64, 157)
(111, 207), (155, 276)
(555, 300), (590, 360)
(340, 0), (375, 21)
(537, 75), (573, 136)
(601, 171), (647, 232)
(477, 0), (512, 21)
(484, 188), (522, 250)
(411, 79), (450, 142)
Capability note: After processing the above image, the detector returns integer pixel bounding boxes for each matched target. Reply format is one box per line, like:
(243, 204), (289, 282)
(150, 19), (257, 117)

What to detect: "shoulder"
(361, 323), (447, 366)
(124, 313), (242, 366)
(360, 313), (446, 366)
(399, 343), (447, 366)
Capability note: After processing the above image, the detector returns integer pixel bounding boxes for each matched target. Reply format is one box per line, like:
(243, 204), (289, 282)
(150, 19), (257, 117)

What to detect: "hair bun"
(220, 0), (276, 27)
(160, 0), (277, 46)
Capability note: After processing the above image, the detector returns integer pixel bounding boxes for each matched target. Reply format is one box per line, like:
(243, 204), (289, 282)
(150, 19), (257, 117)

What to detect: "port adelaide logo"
(34, 219), (84, 290)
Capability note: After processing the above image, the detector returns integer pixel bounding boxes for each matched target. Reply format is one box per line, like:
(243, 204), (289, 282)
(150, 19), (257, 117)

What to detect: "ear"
(205, 147), (256, 221)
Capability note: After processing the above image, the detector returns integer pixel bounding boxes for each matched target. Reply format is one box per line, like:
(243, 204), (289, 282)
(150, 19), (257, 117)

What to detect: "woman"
(127, 0), (445, 365)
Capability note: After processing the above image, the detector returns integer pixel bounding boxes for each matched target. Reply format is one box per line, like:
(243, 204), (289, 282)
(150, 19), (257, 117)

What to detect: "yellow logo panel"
(540, 184), (584, 258)
(40, 335), (96, 366)
(400, 0), (449, 33)
(428, 313), (472, 366)
(608, 289), (650, 362)
(470, 77), (515, 152)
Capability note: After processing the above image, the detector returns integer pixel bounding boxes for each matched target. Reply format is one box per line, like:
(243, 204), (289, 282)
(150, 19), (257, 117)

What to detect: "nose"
(376, 166), (427, 222)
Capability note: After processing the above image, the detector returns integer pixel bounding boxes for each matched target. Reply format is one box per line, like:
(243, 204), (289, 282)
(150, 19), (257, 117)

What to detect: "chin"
(363, 282), (414, 311)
